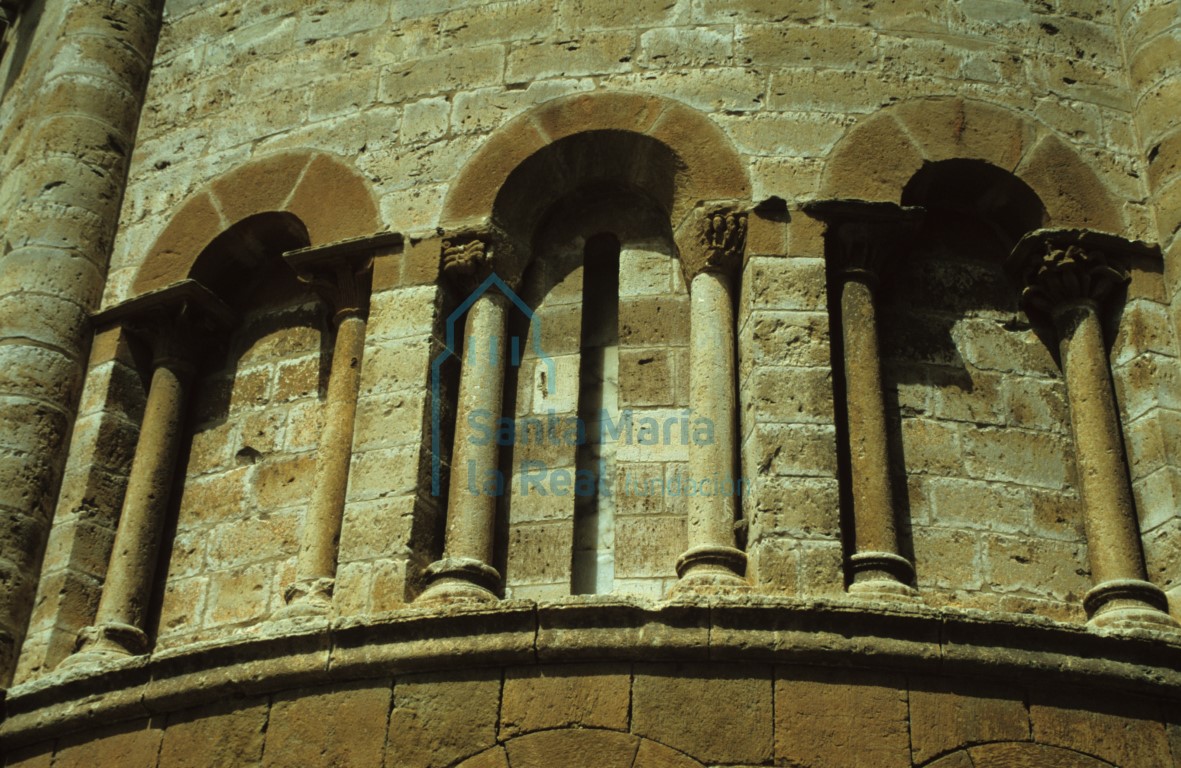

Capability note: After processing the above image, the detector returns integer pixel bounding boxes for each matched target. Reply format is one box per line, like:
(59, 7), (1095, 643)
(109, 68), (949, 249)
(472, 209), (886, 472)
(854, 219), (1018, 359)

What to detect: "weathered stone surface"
(53, 720), (163, 768)
(387, 669), (500, 768)
(263, 681), (391, 767)
(776, 667), (910, 768)
(501, 663), (630, 736)
(159, 698), (268, 768)
(1030, 689), (1173, 768)
(632, 664), (773, 764)
(909, 678), (1029, 764)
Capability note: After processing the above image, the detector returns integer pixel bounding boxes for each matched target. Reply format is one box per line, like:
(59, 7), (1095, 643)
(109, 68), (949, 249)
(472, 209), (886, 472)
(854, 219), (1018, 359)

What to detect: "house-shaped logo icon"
(430, 272), (556, 496)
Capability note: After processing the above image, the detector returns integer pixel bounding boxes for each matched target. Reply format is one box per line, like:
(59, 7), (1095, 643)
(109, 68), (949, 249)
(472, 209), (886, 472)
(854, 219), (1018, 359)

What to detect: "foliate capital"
(804, 200), (924, 285)
(1007, 229), (1137, 322)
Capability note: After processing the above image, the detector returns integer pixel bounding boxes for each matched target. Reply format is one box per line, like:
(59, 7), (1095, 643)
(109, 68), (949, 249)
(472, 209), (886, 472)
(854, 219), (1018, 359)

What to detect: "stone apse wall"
(2, 0), (1181, 766)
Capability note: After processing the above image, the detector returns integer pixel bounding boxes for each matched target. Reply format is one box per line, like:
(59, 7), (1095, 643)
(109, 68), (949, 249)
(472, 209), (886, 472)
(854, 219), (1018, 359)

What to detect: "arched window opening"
(499, 185), (689, 600)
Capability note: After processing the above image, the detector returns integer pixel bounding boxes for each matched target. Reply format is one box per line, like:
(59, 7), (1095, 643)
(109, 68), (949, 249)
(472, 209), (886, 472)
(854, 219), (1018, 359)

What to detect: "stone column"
(0, 0), (164, 687)
(418, 232), (509, 602)
(65, 282), (232, 662)
(277, 244), (375, 617)
(1009, 229), (1176, 629)
(675, 209), (748, 590)
(806, 201), (922, 598)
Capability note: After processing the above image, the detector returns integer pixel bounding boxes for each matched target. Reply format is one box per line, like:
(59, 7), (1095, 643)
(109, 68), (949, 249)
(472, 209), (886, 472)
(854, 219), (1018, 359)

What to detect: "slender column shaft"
(1057, 303), (1150, 583)
(420, 292), (508, 601)
(282, 311), (367, 613)
(686, 271), (740, 550)
(446, 293), (508, 565)
(840, 277), (900, 552)
(805, 200), (922, 597)
(72, 348), (192, 658)
(674, 208), (747, 591)
(1009, 229), (1174, 628)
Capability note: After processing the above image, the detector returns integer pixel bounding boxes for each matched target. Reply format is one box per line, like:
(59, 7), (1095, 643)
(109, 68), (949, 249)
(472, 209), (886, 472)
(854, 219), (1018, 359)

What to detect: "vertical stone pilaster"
(277, 238), (380, 617)
(0, 0), (165, 688)
(806, 201), (922, 598)
(64, 282), (232, 663)
(418, 230), (510, 603)
(674, 208), (749, 591)
(1009, 229), (1176, 629)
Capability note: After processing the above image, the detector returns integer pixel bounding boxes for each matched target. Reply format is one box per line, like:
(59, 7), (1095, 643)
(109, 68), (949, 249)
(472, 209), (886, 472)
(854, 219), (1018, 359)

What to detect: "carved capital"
(1007, 229), (1145, 323)
(95, 280), (236, 371)
(440, 226), (512, 292)
(804, 200), (923, 286)
(681, 207), (748, 281)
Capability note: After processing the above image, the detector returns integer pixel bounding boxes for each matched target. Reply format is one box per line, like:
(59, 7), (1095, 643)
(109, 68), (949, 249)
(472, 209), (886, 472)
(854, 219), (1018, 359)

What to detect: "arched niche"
(425, 93), (751, 602)
(871, 158), (1087, 620)
(821, 97), (1122, 232)
(133, 150), (379, 296)
(440, 91), (751, 264)
(149, 211), (330, 648)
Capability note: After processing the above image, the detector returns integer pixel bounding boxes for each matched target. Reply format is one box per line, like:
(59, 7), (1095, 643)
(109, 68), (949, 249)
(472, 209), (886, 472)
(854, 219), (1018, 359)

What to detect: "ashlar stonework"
(2, 1), (1181, 766)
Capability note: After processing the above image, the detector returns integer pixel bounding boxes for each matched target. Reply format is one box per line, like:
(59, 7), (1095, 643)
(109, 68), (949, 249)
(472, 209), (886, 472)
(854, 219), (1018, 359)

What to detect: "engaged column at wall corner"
(1008, 228), (1177, 630)
(275, 233), (395, 618)
(805, 200), (923, 599)
(673, 206), (750, 593)
(417, 228), (512, 603)
(63, 282), (234, 664)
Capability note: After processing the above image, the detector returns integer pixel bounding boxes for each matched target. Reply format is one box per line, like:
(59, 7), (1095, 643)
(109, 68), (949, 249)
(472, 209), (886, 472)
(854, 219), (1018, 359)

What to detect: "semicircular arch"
(133, 150), (380, 295)
(440, 91), (750, 237)
(821, 97), (1122, 233)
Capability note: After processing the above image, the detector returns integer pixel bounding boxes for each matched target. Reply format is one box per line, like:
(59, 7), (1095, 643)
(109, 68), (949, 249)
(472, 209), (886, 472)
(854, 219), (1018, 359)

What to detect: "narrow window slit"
(572, 232), (620, 595)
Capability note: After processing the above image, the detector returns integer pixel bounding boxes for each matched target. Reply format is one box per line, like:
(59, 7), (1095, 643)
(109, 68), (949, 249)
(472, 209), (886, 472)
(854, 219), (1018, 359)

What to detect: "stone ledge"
(2, 595), (1180, 749)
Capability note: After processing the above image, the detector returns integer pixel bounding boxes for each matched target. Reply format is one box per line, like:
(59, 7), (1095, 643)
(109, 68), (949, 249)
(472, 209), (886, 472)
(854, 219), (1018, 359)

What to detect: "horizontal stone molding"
(3, 597), (1181, 749)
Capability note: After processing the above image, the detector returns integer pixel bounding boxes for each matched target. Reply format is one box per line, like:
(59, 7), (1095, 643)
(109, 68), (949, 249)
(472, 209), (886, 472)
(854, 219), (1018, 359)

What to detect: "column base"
(59, 621), (148, 668)
(672, 545), (749, 594)
(274, 577), (335, 620)
(848, 551), (917, 599)
(416, 557), (501, 604)
(1085, 578), (1177, 630)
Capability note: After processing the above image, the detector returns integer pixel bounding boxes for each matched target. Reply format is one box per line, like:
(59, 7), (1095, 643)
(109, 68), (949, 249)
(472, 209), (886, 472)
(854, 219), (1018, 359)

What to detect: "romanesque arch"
(420, 92), (755, 602)
(440, 90), (751, 241)
(821, 97), (1122, 232)
(133, 150), (380, 294)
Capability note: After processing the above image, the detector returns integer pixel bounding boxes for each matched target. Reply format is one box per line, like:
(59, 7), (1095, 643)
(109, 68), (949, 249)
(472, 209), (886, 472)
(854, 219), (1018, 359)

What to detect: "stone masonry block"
(388, 669), (501, 768)
(53, 719), (163, 768)
(776, 666), (910, 768)
(1030, 688), (1172, 768)
(632, 663), (773, 764)
(264, 681), (391, 768)
(501, 663), (630, 736)
(908, 677), (1029, 765)
(159, 698), (268, 768)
